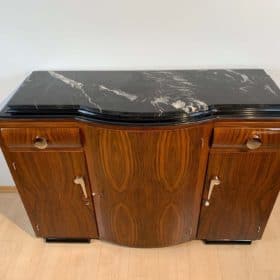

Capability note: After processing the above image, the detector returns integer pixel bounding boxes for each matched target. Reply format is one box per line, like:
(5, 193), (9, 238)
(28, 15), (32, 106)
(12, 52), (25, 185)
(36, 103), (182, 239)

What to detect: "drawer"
(212, 127), (280, 150)
(1, 128), (82, 150)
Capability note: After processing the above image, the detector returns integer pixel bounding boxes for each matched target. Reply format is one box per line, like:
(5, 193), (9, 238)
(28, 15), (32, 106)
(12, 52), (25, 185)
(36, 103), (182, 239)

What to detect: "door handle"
(74, 176), (88, 199)
(204, 176), (221, 207)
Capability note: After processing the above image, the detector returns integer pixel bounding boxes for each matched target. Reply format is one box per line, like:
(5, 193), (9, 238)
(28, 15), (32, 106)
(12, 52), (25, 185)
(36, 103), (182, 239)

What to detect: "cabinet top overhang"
(1, 69), (280, 124)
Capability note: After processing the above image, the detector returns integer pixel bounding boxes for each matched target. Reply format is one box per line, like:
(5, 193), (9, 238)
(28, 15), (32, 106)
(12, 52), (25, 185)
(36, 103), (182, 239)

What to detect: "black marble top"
(2, 70), (280, 124)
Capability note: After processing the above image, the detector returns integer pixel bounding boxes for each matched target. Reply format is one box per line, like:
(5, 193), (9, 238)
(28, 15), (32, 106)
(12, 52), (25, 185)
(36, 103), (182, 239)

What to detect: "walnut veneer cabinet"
(1, 70), (280, 247)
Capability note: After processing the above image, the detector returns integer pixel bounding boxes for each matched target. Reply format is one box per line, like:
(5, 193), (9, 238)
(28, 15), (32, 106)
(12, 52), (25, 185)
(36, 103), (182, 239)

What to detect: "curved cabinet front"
(84, 123), (212, 247)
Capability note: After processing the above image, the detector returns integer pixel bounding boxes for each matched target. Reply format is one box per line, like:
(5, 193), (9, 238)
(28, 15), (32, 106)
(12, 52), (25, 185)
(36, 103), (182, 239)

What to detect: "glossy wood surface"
(197, 150), (280, 240)
(1, 127), (81, 150)
(5, 150), (98, 238)
(1, 119), (280, 247)
(84, 123), (212, 247)
(213, 127), (280, 150)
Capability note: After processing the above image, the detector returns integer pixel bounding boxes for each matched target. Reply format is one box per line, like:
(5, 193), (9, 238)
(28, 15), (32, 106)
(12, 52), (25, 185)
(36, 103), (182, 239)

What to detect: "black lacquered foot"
(45, 238), (91, 243)
(203, 240), (252, 245)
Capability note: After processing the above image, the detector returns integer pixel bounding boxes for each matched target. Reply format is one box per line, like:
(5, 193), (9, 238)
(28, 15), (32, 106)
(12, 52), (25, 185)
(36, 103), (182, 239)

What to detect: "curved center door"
(84, 123), (211, 247)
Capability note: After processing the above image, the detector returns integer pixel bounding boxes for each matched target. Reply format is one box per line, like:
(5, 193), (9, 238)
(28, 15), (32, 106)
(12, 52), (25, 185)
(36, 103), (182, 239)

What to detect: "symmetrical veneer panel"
(84, 123), (212, 247)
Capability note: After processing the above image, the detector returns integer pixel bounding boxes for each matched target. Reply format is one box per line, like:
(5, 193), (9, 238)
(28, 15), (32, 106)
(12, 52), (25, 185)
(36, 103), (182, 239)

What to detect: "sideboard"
(0, 70), (279, 247)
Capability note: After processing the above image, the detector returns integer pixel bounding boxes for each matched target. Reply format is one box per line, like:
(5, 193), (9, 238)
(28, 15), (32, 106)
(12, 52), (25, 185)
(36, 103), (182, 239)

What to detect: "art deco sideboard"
(0, 70), (280, 247)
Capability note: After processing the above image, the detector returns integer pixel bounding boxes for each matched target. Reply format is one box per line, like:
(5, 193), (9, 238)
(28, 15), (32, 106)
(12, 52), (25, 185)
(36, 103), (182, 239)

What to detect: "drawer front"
(1, 128), (81, 150)
(212, 127), (280, 150)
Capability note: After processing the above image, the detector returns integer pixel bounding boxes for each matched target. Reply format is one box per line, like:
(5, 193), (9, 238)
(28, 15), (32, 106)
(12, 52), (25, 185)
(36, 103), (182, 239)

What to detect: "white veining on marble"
(99, 85), (137, 101)
(144, 71), (208, 114)
(171, 99), (203, 113)
(49, 71), (84, 91)
(49, 71), (102, 111)
(159, 71), (196, 87)
(150, 96), (171, 113)
(151, 96), (170, 105)
(264, 84), (277, 96)
(171, 75), (195, 86)
(224, 73), (235, 80)
(239, 86), (249, 93)
(11, 69), (278, 119)
(194, 99), (209, 110)
(226, 70), (253, 83)
(172, 100), (187, 110)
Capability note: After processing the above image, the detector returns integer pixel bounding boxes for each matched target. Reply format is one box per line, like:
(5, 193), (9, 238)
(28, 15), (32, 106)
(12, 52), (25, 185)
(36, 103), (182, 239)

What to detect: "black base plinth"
(45, 238), (91, 243)
(203, 240), (252, 245)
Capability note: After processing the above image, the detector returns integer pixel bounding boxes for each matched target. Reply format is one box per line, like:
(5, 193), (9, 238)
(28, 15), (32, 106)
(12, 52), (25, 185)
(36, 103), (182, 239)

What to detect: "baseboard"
(0, 186), (17, 193)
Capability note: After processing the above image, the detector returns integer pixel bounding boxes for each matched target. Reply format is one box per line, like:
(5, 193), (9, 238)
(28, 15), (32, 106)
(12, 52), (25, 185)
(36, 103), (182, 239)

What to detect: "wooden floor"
(0, 193), (279, 280)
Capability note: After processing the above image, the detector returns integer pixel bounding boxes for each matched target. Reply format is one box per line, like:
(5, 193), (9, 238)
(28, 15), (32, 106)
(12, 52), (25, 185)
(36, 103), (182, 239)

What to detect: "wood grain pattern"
(84, 123), (212, 247)
(6, 151), (98, 238)
(159, 203), (183, 245)
(197, 151), (280, 240)
(156, 130), (188, 192)
(1, 118), (280, 247)
(111, 203), (137, 245)
(213, 120), (280, 128)
(1, 127), (81, 150)
(99, 130), (134, 192)
(213, 127), (280, 150)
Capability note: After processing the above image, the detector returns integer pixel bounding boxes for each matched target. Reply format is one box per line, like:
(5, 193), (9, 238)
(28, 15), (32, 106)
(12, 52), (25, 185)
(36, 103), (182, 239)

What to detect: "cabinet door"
(197, 151), (280, 240)
(85, 124), (211, 247)
(10, 151), (98, 238)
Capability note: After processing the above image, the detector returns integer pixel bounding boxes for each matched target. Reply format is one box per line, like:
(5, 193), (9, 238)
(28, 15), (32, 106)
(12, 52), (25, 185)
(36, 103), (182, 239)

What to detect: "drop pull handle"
(74, 176), (88, 199)
(204, 176), (221, 207)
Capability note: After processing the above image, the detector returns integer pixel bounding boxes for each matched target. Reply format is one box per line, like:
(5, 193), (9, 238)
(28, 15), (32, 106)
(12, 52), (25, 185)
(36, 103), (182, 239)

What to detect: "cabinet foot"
(203, 240), (252, 245)
(45, 238), (91, 243)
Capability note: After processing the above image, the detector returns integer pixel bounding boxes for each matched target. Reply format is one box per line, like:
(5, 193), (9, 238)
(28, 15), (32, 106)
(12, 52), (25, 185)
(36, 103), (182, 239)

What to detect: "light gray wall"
(1, 0), (280, 185)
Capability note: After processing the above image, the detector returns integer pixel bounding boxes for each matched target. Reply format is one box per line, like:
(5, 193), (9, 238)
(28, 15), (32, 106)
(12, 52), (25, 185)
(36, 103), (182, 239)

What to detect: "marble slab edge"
(2, 104), (280, 126)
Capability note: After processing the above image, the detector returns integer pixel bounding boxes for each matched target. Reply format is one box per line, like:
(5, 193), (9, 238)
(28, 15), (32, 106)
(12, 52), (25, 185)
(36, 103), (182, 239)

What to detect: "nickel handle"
(74, 176), (88, 199)
(204, 176), (221, 207)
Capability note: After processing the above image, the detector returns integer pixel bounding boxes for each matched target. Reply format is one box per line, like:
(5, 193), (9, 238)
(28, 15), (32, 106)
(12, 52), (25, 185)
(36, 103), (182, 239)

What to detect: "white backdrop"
(1, 0), (280, 185)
